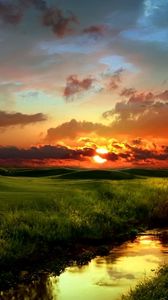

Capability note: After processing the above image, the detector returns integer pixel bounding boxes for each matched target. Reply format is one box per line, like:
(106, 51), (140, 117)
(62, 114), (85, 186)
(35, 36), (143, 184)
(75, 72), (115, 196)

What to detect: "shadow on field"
(0, 167), (168, 179)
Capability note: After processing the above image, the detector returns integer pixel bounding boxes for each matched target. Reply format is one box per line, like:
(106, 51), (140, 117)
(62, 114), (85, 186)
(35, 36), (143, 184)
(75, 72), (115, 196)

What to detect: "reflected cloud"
(1, 231), (168, 300)
(1, 274), (58, 300)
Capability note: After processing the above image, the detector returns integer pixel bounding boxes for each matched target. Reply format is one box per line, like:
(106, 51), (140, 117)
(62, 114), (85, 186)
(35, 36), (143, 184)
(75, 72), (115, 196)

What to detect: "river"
(1, 229), (168, 300)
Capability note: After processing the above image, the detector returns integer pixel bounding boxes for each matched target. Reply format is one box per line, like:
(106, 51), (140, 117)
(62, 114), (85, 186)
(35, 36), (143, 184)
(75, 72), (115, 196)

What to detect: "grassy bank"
(0, 169), (168, 288)
(122, 265), (168, 300)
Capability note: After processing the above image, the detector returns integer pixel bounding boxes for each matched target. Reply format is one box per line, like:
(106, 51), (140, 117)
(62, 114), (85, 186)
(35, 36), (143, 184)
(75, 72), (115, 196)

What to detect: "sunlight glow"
(93, 155), (107, 164)
(96, 148), (108, 154)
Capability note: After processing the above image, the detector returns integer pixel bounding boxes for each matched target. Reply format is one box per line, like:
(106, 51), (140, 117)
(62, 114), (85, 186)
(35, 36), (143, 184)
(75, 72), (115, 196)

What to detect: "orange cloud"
(64, 75), (94, 101)
(45, 119), (112, 143)
(0, 111), (47, 127)
(0, 139), (167, 167)
(103, 90), (168, 137)
(157, 90), (168, 101)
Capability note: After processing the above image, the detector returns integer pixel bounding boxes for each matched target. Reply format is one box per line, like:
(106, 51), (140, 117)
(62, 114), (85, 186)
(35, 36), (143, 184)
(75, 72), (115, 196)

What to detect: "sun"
(96, 148), (108, 154)
(93, 148), (108, 164)
(93, 155), (107, 164)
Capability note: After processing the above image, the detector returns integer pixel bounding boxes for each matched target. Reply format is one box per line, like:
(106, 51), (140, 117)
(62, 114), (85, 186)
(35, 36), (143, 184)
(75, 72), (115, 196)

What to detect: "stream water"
(1, 229), (168, 300)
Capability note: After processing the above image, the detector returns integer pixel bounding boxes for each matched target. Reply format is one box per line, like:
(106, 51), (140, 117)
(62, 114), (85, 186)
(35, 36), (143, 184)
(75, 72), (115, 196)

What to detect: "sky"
(0, 0), (168, 168)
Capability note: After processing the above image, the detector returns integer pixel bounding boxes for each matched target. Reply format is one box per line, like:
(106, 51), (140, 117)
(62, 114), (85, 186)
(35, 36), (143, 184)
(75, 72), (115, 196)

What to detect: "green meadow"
(0, 168), (168, 292)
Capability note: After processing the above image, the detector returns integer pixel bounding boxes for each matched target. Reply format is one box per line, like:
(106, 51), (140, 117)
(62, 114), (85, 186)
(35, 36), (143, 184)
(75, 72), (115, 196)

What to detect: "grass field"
(0, 168), (168, 289)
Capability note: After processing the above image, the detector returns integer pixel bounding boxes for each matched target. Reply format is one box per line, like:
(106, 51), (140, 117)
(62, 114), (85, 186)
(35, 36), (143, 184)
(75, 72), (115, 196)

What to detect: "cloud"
(123, 142), (168, 162)
(0, 0), (47, 24)
(128, 146), (168, 161)
(102, 89), (168, 137)
(99, 67), (125, 93)
(157, 90), (168, 101)
(128, 92), (154, 104)
(42, 7), (79, 37)
(0, 145), (93, 159)
(83, 25), (106, 36)
(120, 88), (168, 101)
(64, 75), (94, 101)
(0, 111), (47, 127)
(0, 1), (23, 24)
(143, 0), (168, 28)
(45, 119), (112, 142)
(0, 1), (78, 38)
(106, 68), (123, 90)
(63, 68), (124, 102)
(105, 139), (168, 163)
(22, 0), (47, 11)
(0, 139), (167, 167)
(131, 137), (143, 145)
(120, 88), (136, 97)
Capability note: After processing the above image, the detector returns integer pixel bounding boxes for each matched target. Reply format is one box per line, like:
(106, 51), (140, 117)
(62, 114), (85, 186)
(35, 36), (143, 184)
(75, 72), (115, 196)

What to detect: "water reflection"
(1, 230), (168, 300)
(0, 274), (58, 300)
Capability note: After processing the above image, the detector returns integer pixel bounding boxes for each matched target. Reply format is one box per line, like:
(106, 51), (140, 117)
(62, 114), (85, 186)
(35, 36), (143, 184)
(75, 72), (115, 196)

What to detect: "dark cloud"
(0, 1), (23, 24)
(83, 25), (106, 36)
(0, 0), (47, 24)
(64, 75), (94, 101)
(122, 145), (168, 162)
(0, 111), (47, 127)
(21, 0), (47, 11)
(0, 145), (95, 160)
(45, 119), (111, 142)
(0, 139), (167, 167)
(105, 140), (168, 163)
(131, 138), (143, 145)
(42, 7), (79, 37)
(0, 0), (78, 38)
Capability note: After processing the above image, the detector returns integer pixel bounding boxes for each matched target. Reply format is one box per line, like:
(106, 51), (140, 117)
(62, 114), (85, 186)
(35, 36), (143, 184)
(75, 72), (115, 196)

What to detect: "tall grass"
(122, 265), (168, 300)
(0, 176), (168, 286)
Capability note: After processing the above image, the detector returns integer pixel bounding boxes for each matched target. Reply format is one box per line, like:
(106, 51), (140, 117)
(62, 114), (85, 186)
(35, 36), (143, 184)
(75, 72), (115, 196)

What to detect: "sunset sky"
(0, 0), (168, 167)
